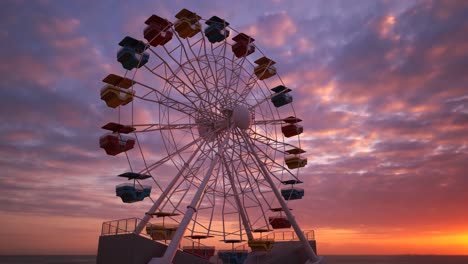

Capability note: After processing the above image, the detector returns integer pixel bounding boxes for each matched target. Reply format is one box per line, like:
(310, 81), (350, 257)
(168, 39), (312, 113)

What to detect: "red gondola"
(99, 133), (135, 156)
(183, 247), (215, 259)
(144, 15), (173, 46)
(232, 33), (255, 58)
(281, 124), (303, 138)
(269, 216), (291, 229)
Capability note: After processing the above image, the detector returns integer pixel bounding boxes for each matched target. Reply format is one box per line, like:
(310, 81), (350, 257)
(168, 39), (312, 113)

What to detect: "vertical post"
(134, 143), (204, 235)
(149, 132), (231, 264)
(240, 130), (320, 263)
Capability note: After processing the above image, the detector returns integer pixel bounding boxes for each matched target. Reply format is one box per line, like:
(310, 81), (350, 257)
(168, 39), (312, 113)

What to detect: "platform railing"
(100, 218), (212, 252)
(101, 217), (142, 236)
(232, 229), (315, 252)
(101, 218), (314, 254)
(261, 229), (315, 241)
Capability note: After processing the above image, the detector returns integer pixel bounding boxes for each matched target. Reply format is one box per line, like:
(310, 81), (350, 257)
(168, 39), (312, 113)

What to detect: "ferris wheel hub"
(232, 105), (252, 129)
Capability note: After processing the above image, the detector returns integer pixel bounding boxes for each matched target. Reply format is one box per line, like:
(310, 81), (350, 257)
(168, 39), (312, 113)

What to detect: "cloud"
(244, 11), (297, 49)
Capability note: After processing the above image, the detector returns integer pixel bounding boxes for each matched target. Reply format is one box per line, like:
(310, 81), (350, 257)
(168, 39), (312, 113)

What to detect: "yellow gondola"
(174, 8), (201, 38)
(248, 239), (275, 252)
(254, 56), (277, 80)
(146, 224), (178, 241)
(100, 74), (135, 108)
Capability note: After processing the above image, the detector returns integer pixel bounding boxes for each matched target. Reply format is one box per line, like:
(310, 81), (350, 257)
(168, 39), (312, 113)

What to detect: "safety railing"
(261, 229), (315, 241)
(101, 217), (142, 236)
(100, 218), (213, 252)
(100, 219), (314, 255)
(233, 229), (315, 252)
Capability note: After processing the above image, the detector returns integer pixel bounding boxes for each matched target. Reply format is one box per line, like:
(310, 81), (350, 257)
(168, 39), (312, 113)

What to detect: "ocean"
(324, 255), (468, 264)
(0, 255), (467, 264)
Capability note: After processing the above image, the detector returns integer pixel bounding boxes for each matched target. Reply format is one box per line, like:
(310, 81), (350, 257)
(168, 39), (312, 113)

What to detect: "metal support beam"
(240, 130), (322, 264)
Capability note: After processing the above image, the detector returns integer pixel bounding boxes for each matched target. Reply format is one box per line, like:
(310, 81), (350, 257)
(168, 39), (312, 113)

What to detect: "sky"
(0, 0), (467, 256)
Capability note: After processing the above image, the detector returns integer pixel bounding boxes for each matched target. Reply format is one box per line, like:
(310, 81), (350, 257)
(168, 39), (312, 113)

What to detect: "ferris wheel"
(99, 8), (320, 264)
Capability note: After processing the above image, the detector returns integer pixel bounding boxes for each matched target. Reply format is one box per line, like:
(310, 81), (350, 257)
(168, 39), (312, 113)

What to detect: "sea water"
(325, 255), (468, 264)
(0, 255), (96, 264)
(0, 255), (467, 264)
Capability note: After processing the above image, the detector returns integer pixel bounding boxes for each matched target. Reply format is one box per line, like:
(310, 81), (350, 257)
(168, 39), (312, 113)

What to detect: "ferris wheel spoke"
(159, 139), (218, 213)
(131, 123), (198, 132)
(202, 37), (227, 107)
(130, 133), (165, 195)
(233, 66), (262, 102)
(143, 64), (200, 109)
(220, 145), (254, 240)
(171, 32), (223, 111)
(248, 130), (301, 155)
(218, 45), (238, 106)
(229, 130), (273, 229)
(235, 128), (291, 185)
(192, 171), (219, 237)
(160, 46), (219, 112)
(155, 130), (232, 263)
(237, 157), (273, 229)
(133, 79), (200, 116)
(253, 118), (289, 125)
(230, 130), (262, 192)
(248, 91), (277, 110)
(228, 54), (257, 103)
(249, 137), (300, 182)
(145, 47), (199, 101)
(217, 39), (231, 99)
(138, 137), (202, 174)
(134, 140), (206, 235)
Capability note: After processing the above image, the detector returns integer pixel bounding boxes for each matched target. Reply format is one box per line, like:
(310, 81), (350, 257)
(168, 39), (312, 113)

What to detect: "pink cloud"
(244, 11), (297, 48)
(38, 17), (80, 36)
(52, 36), (88, 49)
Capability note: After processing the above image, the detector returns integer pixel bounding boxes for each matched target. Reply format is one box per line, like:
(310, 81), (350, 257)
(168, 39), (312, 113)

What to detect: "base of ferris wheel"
(97, 218), (324, 264)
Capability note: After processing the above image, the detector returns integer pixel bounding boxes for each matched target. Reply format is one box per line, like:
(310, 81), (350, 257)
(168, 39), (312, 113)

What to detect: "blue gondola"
(117, 36), (149, 70)
(116, 183), (151, 203)
(281, 188), (304, 200)
(271, 85), (293, 107)
(115, 171), (152, 203)
(217, 251), (248, 264)
(118, 172), (151, 180)
(204, 16), (230, 43)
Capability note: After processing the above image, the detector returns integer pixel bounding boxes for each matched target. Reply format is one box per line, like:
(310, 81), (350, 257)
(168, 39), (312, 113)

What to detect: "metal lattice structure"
(99, 9), (320, 264)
